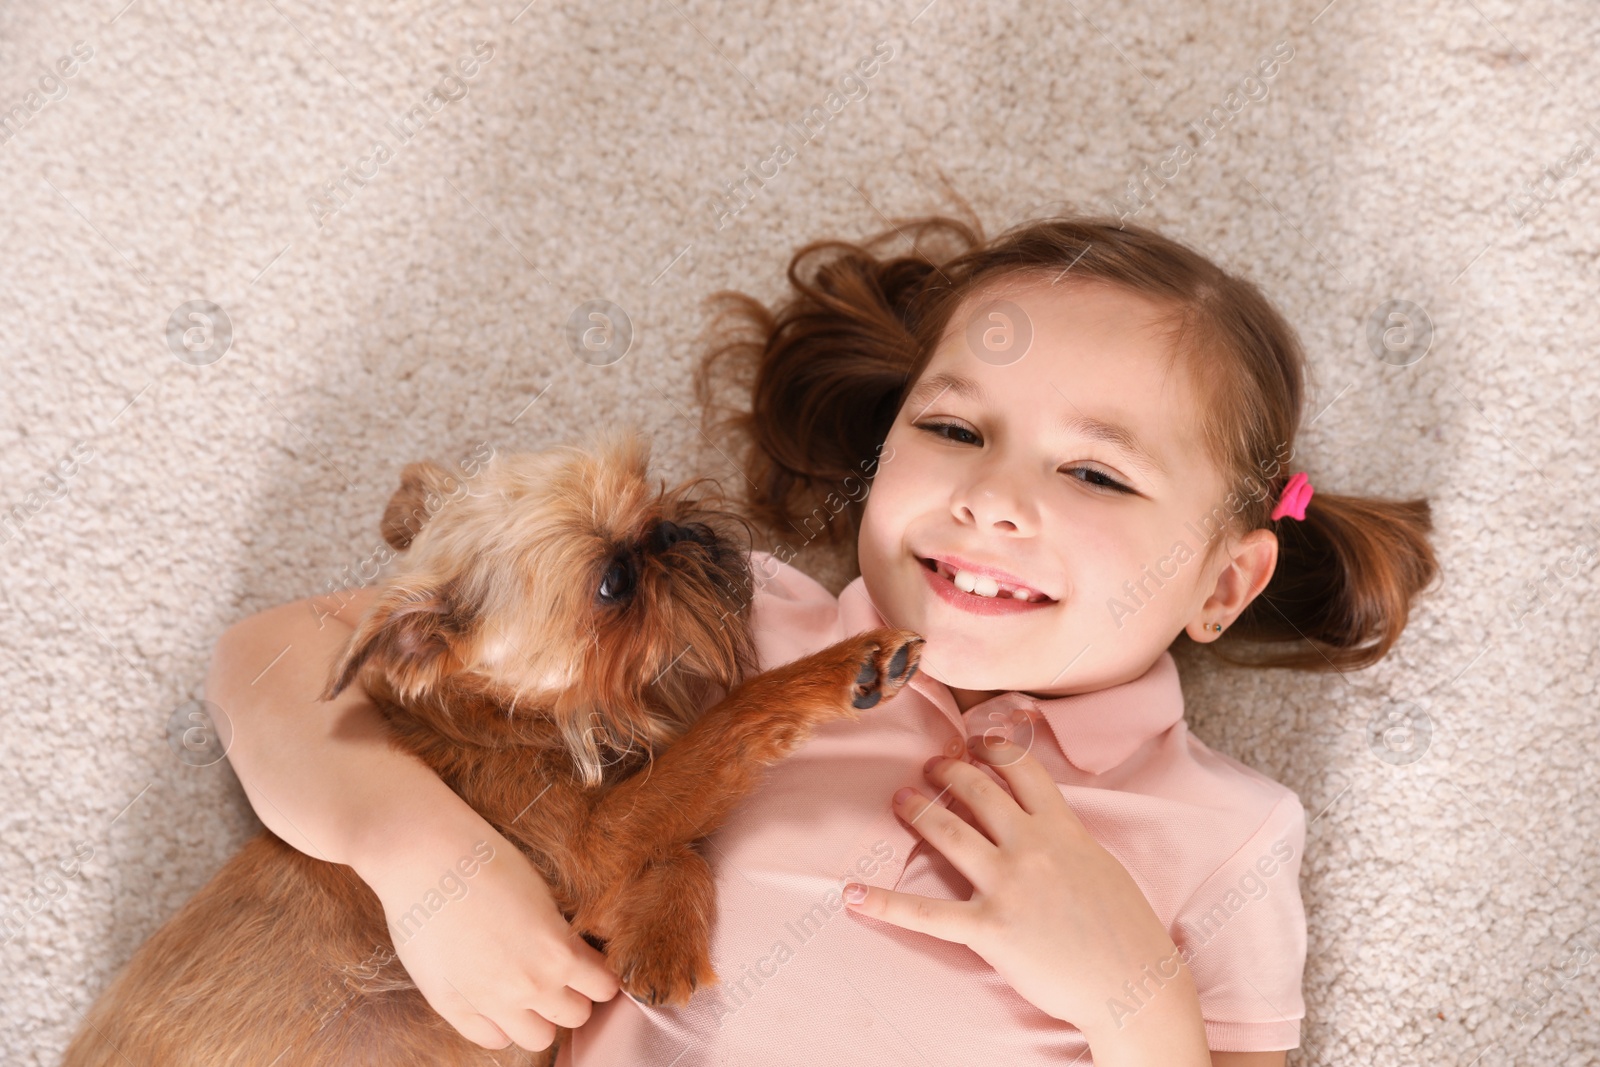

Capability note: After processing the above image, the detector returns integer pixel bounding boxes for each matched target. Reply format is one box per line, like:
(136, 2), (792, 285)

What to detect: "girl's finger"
(892, 785), (999, 888)
(966, 734), (1075, 819)
(441, 1010), (513, 1051)
(528, 983), (597, 1031)
(840, 881), (976, 943)
(923, 756), (1025, 845)
(495, 1008), (559, 1053)
(562, 934), (622, 1004)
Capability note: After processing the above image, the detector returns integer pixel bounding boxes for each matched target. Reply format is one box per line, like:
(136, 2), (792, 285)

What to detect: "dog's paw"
(715, 628), (927, 762)
(610, 938), (716, 1009)
(850, 629), (925, 710)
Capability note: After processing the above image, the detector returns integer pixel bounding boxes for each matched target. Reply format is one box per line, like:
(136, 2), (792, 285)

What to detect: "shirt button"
(944, 735), (966, 759)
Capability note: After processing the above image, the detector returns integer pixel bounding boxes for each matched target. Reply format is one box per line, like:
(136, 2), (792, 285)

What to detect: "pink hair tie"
(1271, 471), (1314, 521)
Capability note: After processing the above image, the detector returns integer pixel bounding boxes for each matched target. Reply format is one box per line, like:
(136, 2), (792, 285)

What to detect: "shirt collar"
(838, 576), (1185, 775)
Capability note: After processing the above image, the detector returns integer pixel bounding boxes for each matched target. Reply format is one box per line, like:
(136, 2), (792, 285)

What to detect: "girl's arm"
(205, 590), (619, 1051)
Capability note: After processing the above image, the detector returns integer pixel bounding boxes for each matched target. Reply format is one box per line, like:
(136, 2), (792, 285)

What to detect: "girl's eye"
(915, 420), (980, 446)
(914, 421), (1135, 495)
(1064, 466), (1135, 494)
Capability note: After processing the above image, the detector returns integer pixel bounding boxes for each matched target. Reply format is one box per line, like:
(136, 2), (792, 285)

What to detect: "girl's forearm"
(1079, 964), (1211, 1067)
(205, 591), (492, 886)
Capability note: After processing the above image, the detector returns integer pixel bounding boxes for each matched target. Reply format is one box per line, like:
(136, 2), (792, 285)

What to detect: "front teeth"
(940, 562), (1040, 601)
(953, 570), (1002, 597)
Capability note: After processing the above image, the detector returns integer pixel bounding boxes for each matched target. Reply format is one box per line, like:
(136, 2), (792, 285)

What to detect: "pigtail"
(1215, 490), (1440, 671)
(693, 217), (981, 545)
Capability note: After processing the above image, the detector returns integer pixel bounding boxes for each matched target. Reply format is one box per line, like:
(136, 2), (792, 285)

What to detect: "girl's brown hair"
(693, 211), (1439, 671)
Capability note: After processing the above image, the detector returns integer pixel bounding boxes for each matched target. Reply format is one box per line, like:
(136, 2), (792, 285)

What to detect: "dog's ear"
(322, 579), (471, 702)
(381, 460), (462, 551)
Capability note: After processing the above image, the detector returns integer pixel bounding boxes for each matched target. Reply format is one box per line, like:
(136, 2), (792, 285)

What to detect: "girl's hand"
(362, 819), (621, 1051)
(209, 597), (618, 1051)
(842, 734), (1211, 1066)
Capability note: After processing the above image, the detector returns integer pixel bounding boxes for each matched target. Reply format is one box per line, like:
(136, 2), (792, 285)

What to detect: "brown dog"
(62, 427), (924, 1066)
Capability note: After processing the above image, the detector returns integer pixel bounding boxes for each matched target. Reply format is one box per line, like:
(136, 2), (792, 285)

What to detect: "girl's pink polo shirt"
(564, 550), (1307, 1064)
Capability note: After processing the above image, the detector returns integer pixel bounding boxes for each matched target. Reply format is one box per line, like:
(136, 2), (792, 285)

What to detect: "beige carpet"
(2, 0), (1597, 1063)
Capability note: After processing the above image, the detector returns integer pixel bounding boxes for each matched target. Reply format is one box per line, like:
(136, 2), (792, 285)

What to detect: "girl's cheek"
(858, 461), (927, 547)
(1081, 537), (1180, 637)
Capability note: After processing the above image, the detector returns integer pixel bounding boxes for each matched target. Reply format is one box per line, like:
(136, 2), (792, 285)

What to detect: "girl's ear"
(1186, 527), (1279, 642)
(322, 579), (471, 702)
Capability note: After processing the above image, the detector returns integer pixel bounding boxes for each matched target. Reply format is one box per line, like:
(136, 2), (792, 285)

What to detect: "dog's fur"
(61, 427), (924, 1067)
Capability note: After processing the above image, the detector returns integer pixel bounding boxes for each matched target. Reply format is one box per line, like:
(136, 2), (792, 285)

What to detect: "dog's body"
(62, 430), (922, 1067)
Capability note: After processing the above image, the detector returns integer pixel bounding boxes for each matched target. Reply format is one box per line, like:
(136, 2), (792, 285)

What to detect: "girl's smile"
(916, 555), (1058, 615)
(856, 274), (1275, 707)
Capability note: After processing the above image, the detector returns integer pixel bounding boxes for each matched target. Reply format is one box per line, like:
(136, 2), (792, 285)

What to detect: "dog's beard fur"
(325, 426), (759, 787)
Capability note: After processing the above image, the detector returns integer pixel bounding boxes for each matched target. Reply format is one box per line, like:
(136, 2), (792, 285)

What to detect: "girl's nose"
(954, 479), (1038, 535)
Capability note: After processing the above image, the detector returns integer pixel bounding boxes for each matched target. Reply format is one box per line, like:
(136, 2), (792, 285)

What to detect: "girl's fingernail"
(923, 754), (944, 774)
(893, 786), (917, 805)
(969, 732), (1003, 754)
(843, 883), (868, 904)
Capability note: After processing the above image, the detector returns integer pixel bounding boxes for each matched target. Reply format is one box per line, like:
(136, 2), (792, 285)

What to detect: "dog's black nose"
(650, 519), (715, 553)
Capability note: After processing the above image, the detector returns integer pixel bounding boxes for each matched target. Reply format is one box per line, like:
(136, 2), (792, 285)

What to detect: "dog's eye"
(598, 552), (637, 604)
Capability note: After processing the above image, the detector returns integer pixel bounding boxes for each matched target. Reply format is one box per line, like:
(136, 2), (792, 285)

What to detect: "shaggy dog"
(62, 428), (923, 1066)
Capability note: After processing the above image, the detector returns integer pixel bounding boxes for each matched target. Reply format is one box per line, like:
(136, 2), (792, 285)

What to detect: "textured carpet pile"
(1, 0), (1596, 1063)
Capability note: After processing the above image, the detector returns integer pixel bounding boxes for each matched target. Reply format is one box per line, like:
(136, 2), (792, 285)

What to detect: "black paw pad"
(887, 644), (911, 681)
(854, 647), (896, 708)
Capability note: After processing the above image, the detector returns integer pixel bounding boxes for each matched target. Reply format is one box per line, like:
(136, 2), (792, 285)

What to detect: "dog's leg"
(596, 842), (718, 1006)
(569, 628), (922, 999)
(585, 627), (923, 861)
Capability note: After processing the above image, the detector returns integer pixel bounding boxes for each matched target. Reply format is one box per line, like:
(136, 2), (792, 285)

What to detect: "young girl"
(208, 213), (1438, 1065)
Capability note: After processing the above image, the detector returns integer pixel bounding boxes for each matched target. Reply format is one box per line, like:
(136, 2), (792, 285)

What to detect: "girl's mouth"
(917, 557), (1057, 617)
